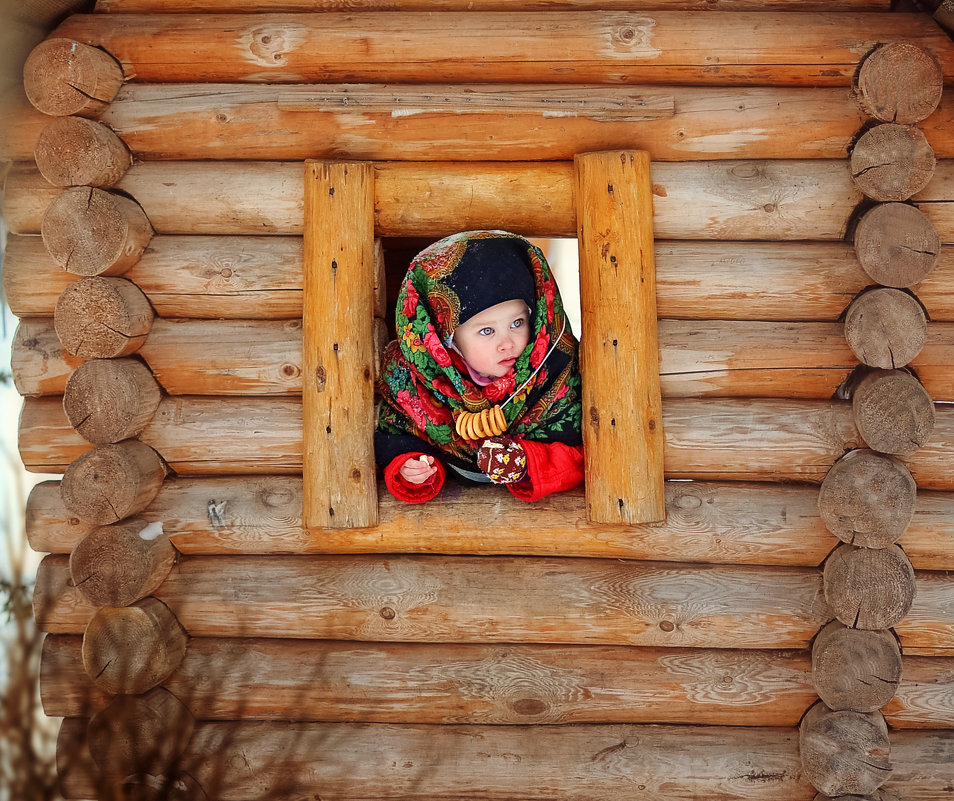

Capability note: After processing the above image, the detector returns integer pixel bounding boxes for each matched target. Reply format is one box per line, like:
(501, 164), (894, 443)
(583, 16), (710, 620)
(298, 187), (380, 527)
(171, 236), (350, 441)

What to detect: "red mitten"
(476, 437), (528, 484)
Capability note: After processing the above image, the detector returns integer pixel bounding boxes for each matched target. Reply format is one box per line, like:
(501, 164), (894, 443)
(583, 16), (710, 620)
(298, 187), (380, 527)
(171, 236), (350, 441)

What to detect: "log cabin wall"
(3, 0), (954, 798)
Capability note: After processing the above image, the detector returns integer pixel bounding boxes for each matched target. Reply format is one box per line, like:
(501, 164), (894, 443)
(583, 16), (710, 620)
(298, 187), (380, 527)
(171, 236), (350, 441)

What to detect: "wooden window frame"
(302, 153), (665, 532)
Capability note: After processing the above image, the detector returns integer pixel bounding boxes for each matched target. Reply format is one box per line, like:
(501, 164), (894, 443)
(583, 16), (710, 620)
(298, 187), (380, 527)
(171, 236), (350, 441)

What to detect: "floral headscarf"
(377, 231), (582, 463)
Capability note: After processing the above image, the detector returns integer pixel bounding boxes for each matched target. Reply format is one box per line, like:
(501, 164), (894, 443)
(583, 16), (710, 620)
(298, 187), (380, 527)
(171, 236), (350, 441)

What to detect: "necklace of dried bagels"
(454, 318), (567, 442)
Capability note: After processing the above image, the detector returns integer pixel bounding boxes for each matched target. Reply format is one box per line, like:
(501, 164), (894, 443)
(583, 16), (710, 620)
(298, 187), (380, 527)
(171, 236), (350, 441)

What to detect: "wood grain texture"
(33, 116), (131, 188)
(69, 520), (175, 608)
(62, 357), (162, 444)
(86, 687), (194, 780)
(21, 316), (932, 400)
(16, 83), (954, 163)
(52, 12), (954, 86)
(34, 553), (832, 649)
(855, 42), (944, 124)
(0, 159), (903, 240)
(9, 235), (954, 323)
(302, 161), (377, 528)
(850, 123), (936, 202)
(20, 476), (836, 565)
(817, 449), (916, 548)
(55, 718), (954, 801)
(53, 276), (154, 358)
(81, 597), (187, 695)
(25, 475), (954, 571)
(41, 186), (153, 277)
(22, 37), (124, 117)
(843, 288), (927, 370)
(576, 151), (664, 523)
(18, 395), (954, 490)
(823, 543), (916, 630)
(41, 635), (816, 725)
(5, 158), (953, 241)
(59, 439), (166, 525)
(853, 202), (940, 288)
(93, 0), (893, 11)
(40, 634), (954, 729)
(798, 702), (891, 797)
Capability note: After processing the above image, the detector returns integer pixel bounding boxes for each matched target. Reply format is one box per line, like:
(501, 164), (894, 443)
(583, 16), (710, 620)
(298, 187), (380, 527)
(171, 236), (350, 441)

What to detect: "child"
(375, 230), (584, 503)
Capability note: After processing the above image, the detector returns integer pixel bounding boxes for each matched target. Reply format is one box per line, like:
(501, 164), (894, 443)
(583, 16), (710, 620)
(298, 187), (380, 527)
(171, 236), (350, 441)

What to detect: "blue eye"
(479, 327), (493, 336)
(511, 318), (525, 329)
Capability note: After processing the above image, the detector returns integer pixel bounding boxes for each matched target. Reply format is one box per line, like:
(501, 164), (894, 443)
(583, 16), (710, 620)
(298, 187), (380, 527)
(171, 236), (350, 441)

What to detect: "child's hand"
(476, 437), (528, 484)
(399, 454), (438, 484)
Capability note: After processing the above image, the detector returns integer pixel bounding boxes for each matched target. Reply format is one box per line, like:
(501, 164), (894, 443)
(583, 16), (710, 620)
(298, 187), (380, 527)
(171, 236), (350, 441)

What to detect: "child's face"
(453, 299), (531, 379)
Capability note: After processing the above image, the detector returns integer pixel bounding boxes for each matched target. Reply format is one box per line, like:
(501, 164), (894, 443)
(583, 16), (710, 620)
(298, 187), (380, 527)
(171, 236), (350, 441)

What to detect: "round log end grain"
(34, 116), (132, 188)
(854, 203), (940, 288)
(851, 369), (935, 456)
(843, 288), (926, 369)
(69, 519), (175, 608)
(88, 687), (194, 779)
(81, 597), (187, 695)
(849, 124), (936, 203)
(817, 450), (916, 548)
(799, 701), (891, 797)
(823, 543), (916, 630)
(42, 186), (153, 276)
(63, 358), (162, 444)
(60, 439), (166, 525)
(23, 38), (124, 118)
(855, 42), (944, 124)
(54, 277), (155, 358)
(811, 620), (902, 713)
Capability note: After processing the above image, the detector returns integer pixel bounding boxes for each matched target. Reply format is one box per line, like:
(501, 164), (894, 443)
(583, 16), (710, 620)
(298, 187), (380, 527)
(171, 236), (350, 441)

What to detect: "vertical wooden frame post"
(303, 161), (377, 528)
(575, 150), (666, 524)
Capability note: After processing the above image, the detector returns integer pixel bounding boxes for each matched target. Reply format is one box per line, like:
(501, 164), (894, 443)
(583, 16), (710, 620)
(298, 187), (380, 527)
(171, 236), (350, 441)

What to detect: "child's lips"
(499, 357), (516, 367)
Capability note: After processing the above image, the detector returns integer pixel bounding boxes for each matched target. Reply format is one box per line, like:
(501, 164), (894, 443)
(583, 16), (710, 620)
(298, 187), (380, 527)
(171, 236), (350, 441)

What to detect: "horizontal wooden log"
(9, 159), (954, 243)
(9, 234), (954, 322)
(32, 554), (954, 653)
(884, 654), (954, 729)
(21, 316), (954, 401)
(52, 12), (954, 86)
(54, 718), (954, 801)
(24, 475), (954, 572)
(42, 634), (954, 728)
(92, 0), (893, 11)
(17, 477), (838, 563)
(0, 160), (904, 240)
(34, 552), (832, 648)
(18, 395), (954, 491)
(41, 635), (816, 725)
(10, 83), (954, 163)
